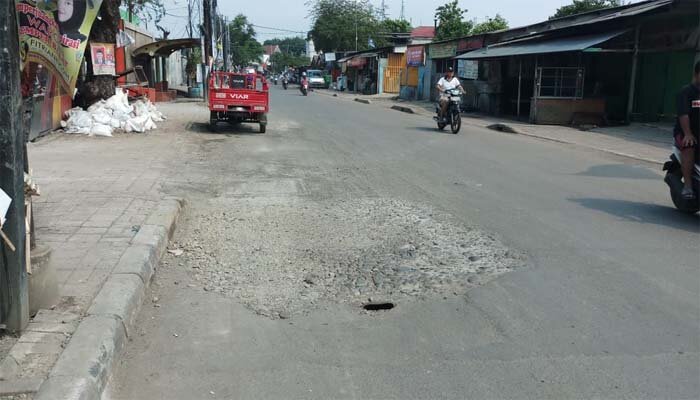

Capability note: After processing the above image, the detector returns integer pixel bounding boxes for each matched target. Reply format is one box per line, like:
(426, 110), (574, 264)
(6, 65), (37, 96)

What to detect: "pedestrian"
(673, 61), (700, 199)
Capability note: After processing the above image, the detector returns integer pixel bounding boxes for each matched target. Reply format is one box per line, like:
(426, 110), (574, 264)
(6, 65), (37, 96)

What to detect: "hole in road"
(363, 302), (395, 311)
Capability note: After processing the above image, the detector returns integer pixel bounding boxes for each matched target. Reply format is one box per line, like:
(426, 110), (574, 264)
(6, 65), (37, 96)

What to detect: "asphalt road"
(105, 86), (699, 400)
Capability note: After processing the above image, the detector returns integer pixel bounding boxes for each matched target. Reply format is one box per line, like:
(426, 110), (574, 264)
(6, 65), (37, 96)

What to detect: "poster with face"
(90, 42), (116, 75)
(16, 0), (103, 93)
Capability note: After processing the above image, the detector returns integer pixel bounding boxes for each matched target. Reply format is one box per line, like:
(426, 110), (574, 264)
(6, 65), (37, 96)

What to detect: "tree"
(227, 14), (264, 66)
(434, 0), (473, 41)
(78, 0), (121, 107)
(380, 18), (411, 34)
(471, 14), (508, 34)
(264, 37), (307, 56)
(126, 0), (166, 25)
(550, 0), (625, 19)
(270, 52), (309, 72)
(308, 0), (381, 52)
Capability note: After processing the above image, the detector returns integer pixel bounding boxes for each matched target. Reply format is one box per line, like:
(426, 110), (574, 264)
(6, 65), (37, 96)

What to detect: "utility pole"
(187, 0), (193, 37)
(0, 0), (28, 332)
(203, 0), (213, 64)
(223, 17), (229, 71)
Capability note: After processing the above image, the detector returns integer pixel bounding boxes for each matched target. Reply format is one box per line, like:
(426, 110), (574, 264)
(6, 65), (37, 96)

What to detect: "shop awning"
(338, 52), (380, 63)
(132, 38), (201, 58)
(456, 31), (625, 59)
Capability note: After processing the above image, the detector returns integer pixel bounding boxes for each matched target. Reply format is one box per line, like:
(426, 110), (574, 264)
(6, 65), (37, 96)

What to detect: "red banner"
(406, 46), (424, 66)
(457, 37), (484, 52)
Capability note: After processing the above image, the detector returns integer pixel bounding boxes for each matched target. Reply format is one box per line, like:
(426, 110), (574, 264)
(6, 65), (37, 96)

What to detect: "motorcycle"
(273, 76), (278, 85)
(300, 79), (309, 96)
(663, 147), (700, 214)
(433, 88), (462, 134)
(282, 77), (288, 90)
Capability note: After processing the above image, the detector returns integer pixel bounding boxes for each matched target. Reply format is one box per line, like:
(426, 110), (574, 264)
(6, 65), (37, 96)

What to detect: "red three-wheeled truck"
(208, 71), (269, 133)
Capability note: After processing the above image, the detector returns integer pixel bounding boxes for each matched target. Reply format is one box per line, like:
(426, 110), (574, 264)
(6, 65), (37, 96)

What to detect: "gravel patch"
(167, 198), (523, 318)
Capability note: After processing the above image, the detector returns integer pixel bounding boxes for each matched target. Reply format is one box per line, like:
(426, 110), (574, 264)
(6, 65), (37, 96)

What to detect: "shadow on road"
(569, 197), (699, 233)
(575, 164), (661, 180)
(411, 126), (456, 135)
(187, 121), (261, 135)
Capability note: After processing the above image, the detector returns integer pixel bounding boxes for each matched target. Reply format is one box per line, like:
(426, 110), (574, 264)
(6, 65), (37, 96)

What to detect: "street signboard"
(429, 43), (456, 59)
(458, 60), (478, 80)
(406, 46), (424, 66)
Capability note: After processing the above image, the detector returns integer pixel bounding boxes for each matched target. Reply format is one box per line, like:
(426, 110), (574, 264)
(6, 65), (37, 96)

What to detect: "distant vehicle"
(306, 69), (326, 89)
(663, 148), (700, 213)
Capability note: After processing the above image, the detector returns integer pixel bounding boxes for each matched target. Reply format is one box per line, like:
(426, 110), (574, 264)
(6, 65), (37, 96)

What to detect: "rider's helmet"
(302, 72), (307, 77)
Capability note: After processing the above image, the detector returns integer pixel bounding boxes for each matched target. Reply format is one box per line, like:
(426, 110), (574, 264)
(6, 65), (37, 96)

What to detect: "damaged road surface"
(106, 89), (699, 400)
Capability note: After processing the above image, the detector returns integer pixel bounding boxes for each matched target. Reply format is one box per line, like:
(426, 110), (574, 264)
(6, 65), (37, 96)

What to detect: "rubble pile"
(61, 89), (166, 137)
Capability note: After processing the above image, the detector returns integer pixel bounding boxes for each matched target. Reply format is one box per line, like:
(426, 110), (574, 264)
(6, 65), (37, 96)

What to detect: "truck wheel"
(209, 112), (217, 132)
(259, 123), (266, 133)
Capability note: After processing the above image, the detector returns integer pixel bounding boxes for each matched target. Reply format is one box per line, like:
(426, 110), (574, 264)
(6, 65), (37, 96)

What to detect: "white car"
(306, 70), (327, 89)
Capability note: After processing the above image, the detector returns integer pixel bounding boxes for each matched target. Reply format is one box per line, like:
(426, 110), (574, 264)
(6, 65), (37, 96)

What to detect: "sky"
(156, 0), (643, 40)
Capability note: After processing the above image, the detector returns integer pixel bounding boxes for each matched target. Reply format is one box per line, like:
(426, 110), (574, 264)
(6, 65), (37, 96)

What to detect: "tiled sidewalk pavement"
(1, 101), (194, 397)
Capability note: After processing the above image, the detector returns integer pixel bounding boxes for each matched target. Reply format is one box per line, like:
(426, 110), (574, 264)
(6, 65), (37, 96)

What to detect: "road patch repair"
(168, 197), (524, 320)
(0, 199), (183, 400)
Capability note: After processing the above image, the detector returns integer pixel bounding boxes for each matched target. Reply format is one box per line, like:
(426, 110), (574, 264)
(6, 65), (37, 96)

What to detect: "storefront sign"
(457, 37), (484, 52)
(324, 52), (336, 62)
(457, 59), (478, 80)
(16, 0), (103, 92)
(90, 43), (116, 75)
(406, 46), (424, 66)
(429, 43), (457, 59)
(347, 57), (367, 68)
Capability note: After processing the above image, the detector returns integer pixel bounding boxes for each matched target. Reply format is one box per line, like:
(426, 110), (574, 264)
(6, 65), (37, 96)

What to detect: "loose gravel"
(165, 198), (523, 319)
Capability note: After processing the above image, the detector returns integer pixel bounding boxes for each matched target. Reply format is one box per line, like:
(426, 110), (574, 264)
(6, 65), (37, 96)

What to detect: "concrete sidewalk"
(0, 111), (187, 399)
(317, 89), (672, 165)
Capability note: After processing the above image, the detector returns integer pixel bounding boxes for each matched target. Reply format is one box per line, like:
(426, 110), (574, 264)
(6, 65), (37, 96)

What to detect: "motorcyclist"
(436, 67), (463, 121)
(674, 61), (700, 200)
(300, 72), (308, 94)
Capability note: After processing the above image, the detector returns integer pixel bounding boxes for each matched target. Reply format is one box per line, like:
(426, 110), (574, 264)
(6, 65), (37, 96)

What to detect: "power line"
(250, 24), (306, 34)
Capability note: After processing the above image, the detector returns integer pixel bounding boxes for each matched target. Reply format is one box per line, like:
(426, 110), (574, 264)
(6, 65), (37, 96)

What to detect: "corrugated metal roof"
(411, 26), (436, 39)
(456, 31), (625, 59)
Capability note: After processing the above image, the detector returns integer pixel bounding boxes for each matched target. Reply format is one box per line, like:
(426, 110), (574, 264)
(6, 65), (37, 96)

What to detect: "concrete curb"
(391, 105), (415, 114)
(354, 98), (371, 104)
(33, 198), (184, 400)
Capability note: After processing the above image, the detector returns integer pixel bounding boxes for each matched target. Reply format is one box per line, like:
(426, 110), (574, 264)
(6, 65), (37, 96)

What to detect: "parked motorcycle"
(433, 88), (462, 134)
(663, 147), (700, 213)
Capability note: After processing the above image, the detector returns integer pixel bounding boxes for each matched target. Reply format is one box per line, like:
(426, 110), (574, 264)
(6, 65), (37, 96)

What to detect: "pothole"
(363, 302), (395, 311)
(177, 198), (524, 319)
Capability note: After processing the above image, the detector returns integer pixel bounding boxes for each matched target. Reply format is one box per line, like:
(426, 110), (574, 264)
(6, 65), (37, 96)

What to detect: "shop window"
(537, 67), (584, 99)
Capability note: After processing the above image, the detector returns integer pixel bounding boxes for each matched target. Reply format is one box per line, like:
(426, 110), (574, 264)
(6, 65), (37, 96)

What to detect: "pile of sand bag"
(61, 88), (166, 137)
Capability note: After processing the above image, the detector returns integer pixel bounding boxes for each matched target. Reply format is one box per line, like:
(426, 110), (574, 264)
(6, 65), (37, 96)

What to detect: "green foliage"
(125, 0), (166, 25)
(471, 14), (508, 34)
(263, 37), (307, 56)
(380, 18), (412, 34)
(270, 52), (309, 72)
(434, 0), (473, 41)
(227, 14), (264, 66)
(307, 0), (381, 52)
(185, 47), (202, 79)
(550, 0), (626, 19)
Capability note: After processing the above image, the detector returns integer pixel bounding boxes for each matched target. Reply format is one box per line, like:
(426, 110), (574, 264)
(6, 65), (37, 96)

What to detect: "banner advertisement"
(457, 59), (479, 80)
(429, 43), (456, 59)
(17, 0), (103, 93)
(406, 46), (424, 66)
(90, 42), (116, 75)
